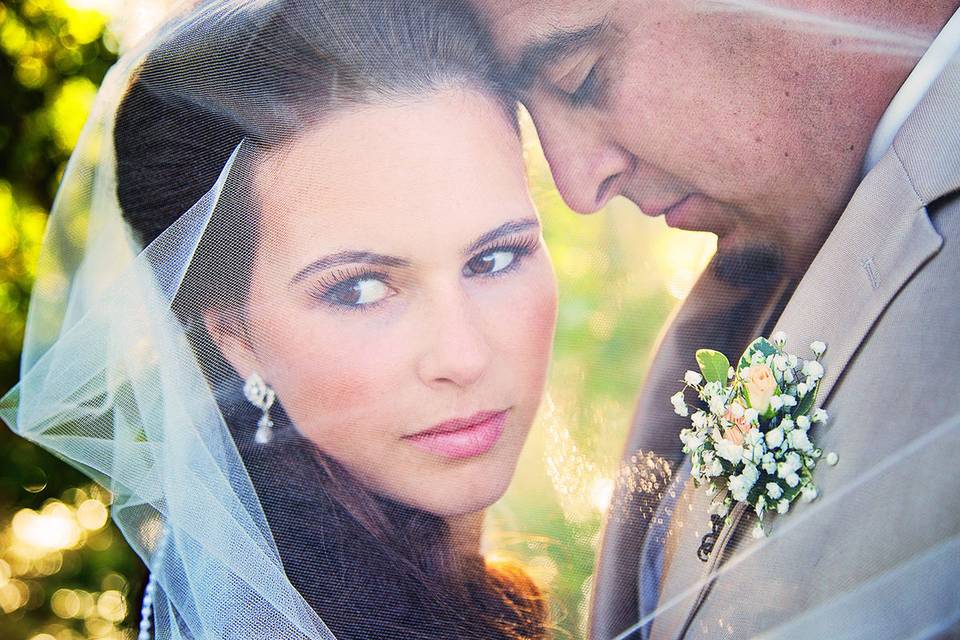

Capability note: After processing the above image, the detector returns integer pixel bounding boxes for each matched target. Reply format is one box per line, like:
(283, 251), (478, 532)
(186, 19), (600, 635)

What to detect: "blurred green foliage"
(0, 2), (144, 639)
(0, 2), (716, 639)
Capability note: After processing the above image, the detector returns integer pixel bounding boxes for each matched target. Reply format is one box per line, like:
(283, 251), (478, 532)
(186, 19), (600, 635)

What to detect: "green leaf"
(795, 378), (822, 416)
(737, 336), (778, 370)
(696, 349), (731, 384)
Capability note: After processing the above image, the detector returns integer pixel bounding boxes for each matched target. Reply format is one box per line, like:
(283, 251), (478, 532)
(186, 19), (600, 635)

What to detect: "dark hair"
(114, 1), (544, 638)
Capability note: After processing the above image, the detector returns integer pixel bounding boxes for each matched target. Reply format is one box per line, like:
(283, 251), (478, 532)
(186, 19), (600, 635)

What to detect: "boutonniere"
(671, 332), (838, 559)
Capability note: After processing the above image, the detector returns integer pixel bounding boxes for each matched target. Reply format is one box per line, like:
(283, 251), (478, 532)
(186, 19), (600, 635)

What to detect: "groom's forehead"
(474, 0), (613, 63)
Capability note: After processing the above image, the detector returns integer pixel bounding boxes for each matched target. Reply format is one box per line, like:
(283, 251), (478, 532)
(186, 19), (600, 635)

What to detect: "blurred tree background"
(0, 1), (143, 638)
(0, 1), (716, 638)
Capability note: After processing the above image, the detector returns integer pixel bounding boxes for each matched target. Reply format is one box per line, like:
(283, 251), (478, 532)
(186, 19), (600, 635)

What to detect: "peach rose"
(744, 363), (777, 413)
(723, 400), (752, 444)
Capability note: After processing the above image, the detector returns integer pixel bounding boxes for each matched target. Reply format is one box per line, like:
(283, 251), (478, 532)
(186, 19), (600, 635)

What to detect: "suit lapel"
(658, 58), (960, 640)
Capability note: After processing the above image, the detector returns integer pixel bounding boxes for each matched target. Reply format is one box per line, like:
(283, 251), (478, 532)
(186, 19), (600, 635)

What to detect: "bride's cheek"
(269, 324), (399, 432)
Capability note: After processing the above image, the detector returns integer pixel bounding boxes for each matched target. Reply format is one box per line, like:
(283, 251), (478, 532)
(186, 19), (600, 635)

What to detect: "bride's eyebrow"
(290, 251), (411, 285)
(465, 218), (541, 255)
(512, 22), (607, 91)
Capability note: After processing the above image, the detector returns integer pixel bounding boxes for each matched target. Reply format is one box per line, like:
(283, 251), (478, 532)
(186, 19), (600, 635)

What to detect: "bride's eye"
(312, 271), (395, 309)
(464, 236), (540, 277)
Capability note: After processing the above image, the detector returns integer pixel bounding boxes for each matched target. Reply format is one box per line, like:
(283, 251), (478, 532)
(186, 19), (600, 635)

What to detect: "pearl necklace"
(138, 527), (168, 640)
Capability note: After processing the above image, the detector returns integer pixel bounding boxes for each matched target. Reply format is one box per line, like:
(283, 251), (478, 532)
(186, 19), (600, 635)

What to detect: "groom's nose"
(530, 103), (634, 214)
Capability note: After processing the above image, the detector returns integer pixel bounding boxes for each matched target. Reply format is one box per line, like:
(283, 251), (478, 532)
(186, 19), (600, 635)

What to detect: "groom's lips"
(641, 193), (733, 235)
(403, 409), (509, 459)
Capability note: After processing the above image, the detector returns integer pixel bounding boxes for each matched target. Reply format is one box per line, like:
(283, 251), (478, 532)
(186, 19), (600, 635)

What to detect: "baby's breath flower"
(802, 360), (824, 381)
(684, 370), (703, 386)
(671, 391), (688, 417)
(766, 482), (783, 500)
(709, 395), (727, 416)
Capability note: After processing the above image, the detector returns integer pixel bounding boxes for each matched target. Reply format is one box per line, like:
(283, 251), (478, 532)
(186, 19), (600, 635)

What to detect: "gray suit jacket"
(643, 60), (960, 639)
(591, 63), (960, 640)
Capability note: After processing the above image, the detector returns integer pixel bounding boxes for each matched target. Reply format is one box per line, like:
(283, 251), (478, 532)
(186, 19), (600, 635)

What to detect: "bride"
(2, 0), (557, 637)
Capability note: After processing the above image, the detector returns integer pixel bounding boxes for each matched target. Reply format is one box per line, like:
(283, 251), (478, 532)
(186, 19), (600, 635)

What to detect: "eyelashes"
(464, 235), (541, 277)
(567, 63), (603, 107)
(305, 234), (542, 312)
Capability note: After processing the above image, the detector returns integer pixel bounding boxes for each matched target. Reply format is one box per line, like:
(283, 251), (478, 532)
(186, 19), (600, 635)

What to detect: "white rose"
(812, 408), (828, 423)
(765, 426), (785, 449)
(777, 500), (790, 514)
(796, 381), (809, 396)
(684, 370), (703, 386)
(744, 408), (760, 424)
(771, 331), (787, 346)
(801, 484), (819, 502)
(780, 394), (797, 408)
(796, 415), (811, 430)
(785, 472), (800, 487)
(769, 395), (784, 411)
(766, 482), (783, 500)
(715, 438), (744, 464)
(810, 341), (827, 357)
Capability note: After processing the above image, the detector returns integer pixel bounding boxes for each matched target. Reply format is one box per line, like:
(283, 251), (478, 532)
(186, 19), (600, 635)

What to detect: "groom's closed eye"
(509, 22), (608, 93)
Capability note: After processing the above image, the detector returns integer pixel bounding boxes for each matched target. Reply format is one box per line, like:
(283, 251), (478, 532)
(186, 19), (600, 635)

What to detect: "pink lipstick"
(404, 409), (509, 459)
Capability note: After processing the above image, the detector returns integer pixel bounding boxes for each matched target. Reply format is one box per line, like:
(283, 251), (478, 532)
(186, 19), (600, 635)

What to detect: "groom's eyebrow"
(511, 22), (606, 91)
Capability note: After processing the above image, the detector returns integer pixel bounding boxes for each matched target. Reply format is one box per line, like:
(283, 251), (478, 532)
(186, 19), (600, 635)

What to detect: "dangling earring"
(243, 372), (276, 444)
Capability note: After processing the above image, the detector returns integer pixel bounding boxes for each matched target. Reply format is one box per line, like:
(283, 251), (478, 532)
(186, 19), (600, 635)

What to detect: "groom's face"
(475, 0), (906, 277)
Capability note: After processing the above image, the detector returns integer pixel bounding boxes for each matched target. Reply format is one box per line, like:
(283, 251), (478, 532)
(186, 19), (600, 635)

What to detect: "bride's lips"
(403, 409), (509, 459)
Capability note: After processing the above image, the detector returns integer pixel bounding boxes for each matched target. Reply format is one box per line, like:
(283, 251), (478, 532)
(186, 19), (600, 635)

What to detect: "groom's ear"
(202, 307), (260, 381)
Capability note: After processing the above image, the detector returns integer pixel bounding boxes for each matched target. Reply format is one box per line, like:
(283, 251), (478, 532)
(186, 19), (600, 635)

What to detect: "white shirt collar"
(863, 7), (960, 175)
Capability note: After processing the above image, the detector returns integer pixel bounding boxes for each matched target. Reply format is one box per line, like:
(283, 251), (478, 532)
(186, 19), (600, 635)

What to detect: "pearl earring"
(243, 372), (276, 444)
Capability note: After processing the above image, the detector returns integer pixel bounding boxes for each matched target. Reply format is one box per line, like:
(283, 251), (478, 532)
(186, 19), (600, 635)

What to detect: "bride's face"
(223, 88), (557, 517)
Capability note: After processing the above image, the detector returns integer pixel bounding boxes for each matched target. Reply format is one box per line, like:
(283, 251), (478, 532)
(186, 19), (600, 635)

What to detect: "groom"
(471, 0), (960, 637)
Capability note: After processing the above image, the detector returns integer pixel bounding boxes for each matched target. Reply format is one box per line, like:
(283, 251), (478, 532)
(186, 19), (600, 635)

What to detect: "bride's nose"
(416, 287), (491, 389)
